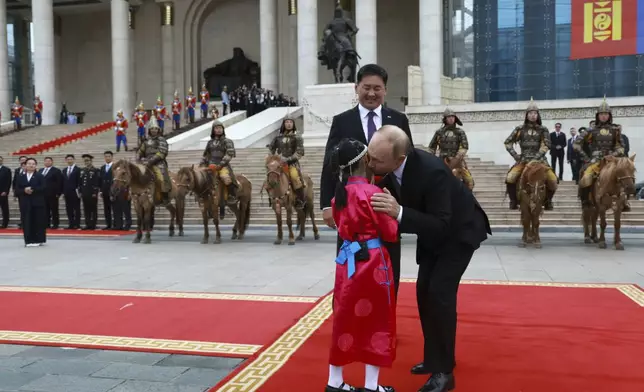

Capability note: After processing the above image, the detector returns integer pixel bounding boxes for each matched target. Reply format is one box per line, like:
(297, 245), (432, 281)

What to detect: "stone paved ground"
(1, 230), (644, 391)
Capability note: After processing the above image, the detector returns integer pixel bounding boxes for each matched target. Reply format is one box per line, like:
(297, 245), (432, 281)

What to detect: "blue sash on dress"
(335, 238), (382, 279)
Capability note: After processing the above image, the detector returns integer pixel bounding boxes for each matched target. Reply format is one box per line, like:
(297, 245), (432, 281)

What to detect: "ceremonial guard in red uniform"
(171, 91), (182, 131)
(11, 97), (23, 130)
(327, 138), (398, 392)
(199, 84), (210, 119)
(133, 102), (148, 145)
(154, 97), (168, 131)
(114, 110), (129, 152)
(33, 95), (43, 126)
(185, 87), (197, 123)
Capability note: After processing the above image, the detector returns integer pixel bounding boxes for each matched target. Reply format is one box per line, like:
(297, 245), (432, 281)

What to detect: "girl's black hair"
(331, 138), (367, 210)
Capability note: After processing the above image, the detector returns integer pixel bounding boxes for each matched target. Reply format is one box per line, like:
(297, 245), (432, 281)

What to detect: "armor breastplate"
(276, 134), (298, 157)
(207, 139), (227, 164)
(518, 125), (543, 158)
(437, 128), (461, 157)
(328, 19), (348, 35)
(589, 124), (616, 158)
(115, 119), (125, 131)
(145, 138), (161, 158)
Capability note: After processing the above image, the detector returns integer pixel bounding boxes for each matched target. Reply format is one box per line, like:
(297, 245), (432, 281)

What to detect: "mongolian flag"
(570, 0), (639, 59)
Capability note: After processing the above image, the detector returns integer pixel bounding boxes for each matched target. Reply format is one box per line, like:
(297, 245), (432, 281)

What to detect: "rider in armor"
(504, 98), (558, 210)
(573, 97), (626, 209)
(201, 120), (238, 204)
(137, 113), (172, 205)
(428, 107), (474, 190)
(268, 115), (306, 209)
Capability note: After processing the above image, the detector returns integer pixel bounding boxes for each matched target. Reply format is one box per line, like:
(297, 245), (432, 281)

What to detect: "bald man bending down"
(368, 125), (491, 392)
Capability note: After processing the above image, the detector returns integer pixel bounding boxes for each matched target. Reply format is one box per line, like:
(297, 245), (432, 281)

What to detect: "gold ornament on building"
(288, 0), (297, 15)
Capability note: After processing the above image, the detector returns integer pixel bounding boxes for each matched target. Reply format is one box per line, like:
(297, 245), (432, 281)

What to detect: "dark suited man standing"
(369, 126), (491, 392)
(99, 151), (115, 229)
(0, 156), (12, 228)
(62, 154), (81, 229)
(320, 64), (414, 295)
(550, 122), (566, 181)
(79, 154), (100, 230)
(39, 157), (63, 228)
(566, 128), (580, 184)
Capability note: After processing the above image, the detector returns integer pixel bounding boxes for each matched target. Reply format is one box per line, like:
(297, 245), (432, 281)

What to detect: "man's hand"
(24, 187), (33, 195)
(0, 192), (6, 196)
(322, 208), (336, 229)
(371, 188), (400, 219)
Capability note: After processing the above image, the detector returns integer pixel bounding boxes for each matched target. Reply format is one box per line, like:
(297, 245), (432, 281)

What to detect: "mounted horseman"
(427, 106), (474, 190)
(201, 120), (238, 205)
(504, 98), (558, 210)
(318, 2), (360, 83)
(574, 97), (628, 210)
(267, 115), (307, 210)
(137, 113), (172, 205)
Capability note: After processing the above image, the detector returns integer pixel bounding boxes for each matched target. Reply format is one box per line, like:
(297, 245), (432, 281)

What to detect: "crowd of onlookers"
(222, 84), (297, 118)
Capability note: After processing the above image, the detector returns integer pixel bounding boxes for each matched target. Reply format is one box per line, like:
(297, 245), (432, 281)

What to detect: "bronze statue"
(318, 3), (360, 83)
(203, 48), (260, 95)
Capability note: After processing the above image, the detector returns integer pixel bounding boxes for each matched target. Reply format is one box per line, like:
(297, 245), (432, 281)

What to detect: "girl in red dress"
(326, 139), (398, 392)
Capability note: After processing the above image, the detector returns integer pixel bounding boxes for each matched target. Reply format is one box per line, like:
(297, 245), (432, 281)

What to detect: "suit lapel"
(381, 107), (393, 126)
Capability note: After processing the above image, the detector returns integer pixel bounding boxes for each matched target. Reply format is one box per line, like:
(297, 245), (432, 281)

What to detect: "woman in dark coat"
(15, 157), (47, 246)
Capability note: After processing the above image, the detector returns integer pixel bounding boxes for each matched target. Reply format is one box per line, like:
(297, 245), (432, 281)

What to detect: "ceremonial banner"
(570, 0), (638, 59)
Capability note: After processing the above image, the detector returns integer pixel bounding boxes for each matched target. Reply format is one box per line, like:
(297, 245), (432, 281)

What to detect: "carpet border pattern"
(0, 286), (318, 303)
(213, 294), (334, 392)
(213, 280), (644, 392)
(0, 330), (261, 355)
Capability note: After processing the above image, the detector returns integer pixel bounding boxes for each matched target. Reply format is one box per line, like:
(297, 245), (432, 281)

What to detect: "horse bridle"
(265, 165), (290, 204)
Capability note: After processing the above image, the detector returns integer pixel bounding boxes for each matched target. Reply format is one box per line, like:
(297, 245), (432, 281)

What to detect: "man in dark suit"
(550, 122), (566, 181)
(369, 126), (491, 392)
(39, 157), (63, 228)
(0, 156), (12, 228)
(320, 64), (414, 295)
(99, 151), (115, 229)
(79, 154), (100, 230)
(62, 154), (81, 229)
(566, 127), (580, 184)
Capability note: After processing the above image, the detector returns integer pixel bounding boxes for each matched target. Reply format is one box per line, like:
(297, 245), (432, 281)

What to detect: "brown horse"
(582, 155), (636, 250)
(263, 155), (319, 245)
(211, 171), (252, 242)
(111, 159), (177, 243)
(175, 166), (252, 244)
(517, 162), (549, 248)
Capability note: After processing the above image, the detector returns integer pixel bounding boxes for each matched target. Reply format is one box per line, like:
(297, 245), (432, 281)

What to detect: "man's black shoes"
(410, 363), (431, 375)
(324, 383), (356, 392)
(417, 373), (455, 392)
(363, 386), (395, 392)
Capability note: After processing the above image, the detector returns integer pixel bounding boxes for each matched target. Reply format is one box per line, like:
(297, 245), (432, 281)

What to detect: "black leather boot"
(544, 189), (555, 210)
(226, 184), (237, 204)
(295, 188), (306, 209)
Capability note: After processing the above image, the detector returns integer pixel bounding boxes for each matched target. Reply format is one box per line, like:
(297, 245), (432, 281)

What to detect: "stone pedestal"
(301, 83), (358, 147)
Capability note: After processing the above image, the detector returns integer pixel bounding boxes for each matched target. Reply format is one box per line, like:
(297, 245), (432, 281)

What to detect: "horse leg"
(286, 204), (295, 245)
(274, 201), (283, 245)
(133, 207), (142, 244)
(199, 201), (209, 244)
(598, 205), (607, 249)
(614, 205), (624, 251)
(296, 209), (306, 241)
(166, 203), (176, 237)
(582, 206), (592, 244)
(213, 202), (222, 244)
(237, 198), (248, 241)
(176, 196), (185, 236)
(310, 204), (320, 240)
(519, 208), (528, 247)
(230, 203), (240, 240)
(533, 212), (542, 248)
(143, 206), (152, 244)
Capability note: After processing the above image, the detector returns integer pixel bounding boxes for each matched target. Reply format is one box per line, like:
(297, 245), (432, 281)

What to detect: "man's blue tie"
(367, 111), (377, 142)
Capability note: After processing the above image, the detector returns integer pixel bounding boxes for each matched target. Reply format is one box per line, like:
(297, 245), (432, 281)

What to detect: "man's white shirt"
(358, 104), (382, 143)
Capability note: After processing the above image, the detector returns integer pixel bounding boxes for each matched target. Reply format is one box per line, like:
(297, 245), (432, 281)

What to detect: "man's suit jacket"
(391, 149), (491, 263)
(62, 165), (81, 196)
(566, 138), (579, 162)
(320, 105), (414, 209)
(15, 172), (46, 208)
(99, 164), (113, 194)
(39, 166), (63, 198)
(0, 166), (11, 195)
(12, 168), (23, 196)
(550, 131), (566, 155)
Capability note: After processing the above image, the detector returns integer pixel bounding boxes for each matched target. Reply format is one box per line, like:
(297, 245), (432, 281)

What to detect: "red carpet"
(0, 228), (135, 237)
(0, 289), (317, 357)
(213, 282), (644, 391)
